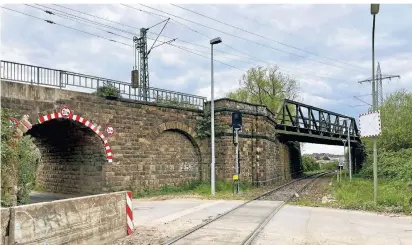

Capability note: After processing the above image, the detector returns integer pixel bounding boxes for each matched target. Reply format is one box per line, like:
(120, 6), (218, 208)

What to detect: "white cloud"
(327, 28), (405, 51)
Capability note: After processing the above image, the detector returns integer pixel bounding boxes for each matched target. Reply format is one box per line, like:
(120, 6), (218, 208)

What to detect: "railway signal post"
(232, 112), (242, 194)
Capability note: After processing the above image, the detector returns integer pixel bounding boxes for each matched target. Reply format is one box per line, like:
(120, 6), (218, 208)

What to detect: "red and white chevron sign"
(126, 191), (134, 235)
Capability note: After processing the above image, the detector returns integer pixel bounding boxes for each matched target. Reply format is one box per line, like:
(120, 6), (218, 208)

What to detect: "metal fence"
(1, 60), (206, 109)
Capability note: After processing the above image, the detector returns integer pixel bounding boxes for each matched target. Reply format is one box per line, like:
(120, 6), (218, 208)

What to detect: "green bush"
(96, 83), (120, 97)
(1, 109), (38, 206)
(321, 161), (338, 171)
(359, 90), (412, 181)
(302, 155), (320, 172)
(155, 96), (198, 109)
(359, 148), (412, 181)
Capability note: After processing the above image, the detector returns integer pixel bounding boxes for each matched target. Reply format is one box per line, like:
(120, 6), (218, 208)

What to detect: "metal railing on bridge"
(276, 99), (359, 138)
(0, 60), (206, 110)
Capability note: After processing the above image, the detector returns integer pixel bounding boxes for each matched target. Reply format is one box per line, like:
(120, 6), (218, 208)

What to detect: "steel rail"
(241, 172), (330, 245)
(163, 171), (329, 245)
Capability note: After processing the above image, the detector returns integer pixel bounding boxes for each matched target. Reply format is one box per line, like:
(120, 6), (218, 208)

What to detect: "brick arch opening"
(144, 122), (202, 188)
(25, 112), (112, 195)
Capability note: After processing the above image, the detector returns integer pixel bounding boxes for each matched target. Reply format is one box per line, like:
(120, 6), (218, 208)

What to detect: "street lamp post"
(210, 37), (222, 196)
(371, 3), (379, 203)
(346, 119), (352, 181)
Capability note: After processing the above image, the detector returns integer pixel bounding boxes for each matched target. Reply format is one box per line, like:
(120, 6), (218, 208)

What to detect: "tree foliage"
(377, 89), (412, 151)
(1, 109), (38, 206)
(302, 155), (319, 172)
(360, 90), (412, 180)
(227, 66), (299, 112)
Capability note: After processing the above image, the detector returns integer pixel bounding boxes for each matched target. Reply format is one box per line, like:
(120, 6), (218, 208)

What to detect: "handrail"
(1, 60), (206, 109)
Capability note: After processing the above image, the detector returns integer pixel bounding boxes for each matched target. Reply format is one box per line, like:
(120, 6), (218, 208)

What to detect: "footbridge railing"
(0, 60), (206, 109)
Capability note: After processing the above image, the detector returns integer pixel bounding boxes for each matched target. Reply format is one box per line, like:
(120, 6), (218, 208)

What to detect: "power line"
(31, 4), (347, 82)
(2, 6), (246, 74)
(209, 5), (299, 39)
(53, 4), (141, 31)
(121, 4), (351, 81)
(1, 6), (132, 47)
(171, 4), (366, 71)
(135, 4), (364, 72)
(10, 5), (350, 85)
(26, 4), (133, 40)
(153, 34), (345, 82)
(34, 4), (136, 36)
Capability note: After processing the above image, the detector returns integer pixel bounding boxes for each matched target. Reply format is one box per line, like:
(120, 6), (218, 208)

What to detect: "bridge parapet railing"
(1, 60), (206, 110)
(277, 99), (359, 137)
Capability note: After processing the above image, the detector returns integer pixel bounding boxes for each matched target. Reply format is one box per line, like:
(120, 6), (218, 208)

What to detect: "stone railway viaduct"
(1, 80), (299, 195)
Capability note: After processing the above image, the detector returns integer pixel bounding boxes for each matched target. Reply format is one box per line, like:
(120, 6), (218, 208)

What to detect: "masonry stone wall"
(1, 80), (300, 194)
(211, 99), (297, 186)
(1, 81), (207, 194)
(30, 120), (106, 194)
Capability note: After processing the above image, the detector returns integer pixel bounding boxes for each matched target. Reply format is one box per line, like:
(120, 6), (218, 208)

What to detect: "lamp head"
(210, 37), (222, 45)
(371, 4), (380, 15)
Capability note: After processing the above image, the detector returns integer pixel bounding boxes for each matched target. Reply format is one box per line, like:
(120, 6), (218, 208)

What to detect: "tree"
(227, 66), (300, 112)
(301, 155), (319, 172)
(377, 89), (412, 152)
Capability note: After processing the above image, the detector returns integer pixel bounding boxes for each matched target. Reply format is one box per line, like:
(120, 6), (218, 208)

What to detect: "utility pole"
(131, 19), (174, 101)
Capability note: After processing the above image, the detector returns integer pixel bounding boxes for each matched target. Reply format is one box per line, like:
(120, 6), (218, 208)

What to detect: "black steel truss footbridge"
(275, 99), (361, 146)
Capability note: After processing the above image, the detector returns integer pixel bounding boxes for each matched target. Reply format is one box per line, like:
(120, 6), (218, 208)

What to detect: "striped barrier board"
(126, 191), (134, 235)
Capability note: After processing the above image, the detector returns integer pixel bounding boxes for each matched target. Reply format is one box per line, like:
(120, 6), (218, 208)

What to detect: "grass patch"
(332, 176), (411, 214)
(294, 174), (412, 214)
(303, 169), (325, 176)
(132, 180), (258, 200)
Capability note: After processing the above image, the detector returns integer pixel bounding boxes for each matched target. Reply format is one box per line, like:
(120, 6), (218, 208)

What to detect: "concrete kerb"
(2, 191), (134, 245)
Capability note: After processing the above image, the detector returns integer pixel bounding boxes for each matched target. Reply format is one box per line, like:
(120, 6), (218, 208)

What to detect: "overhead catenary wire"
(31, 4), (349, 82)
(1, 6), (132, 47)
(171, 4), (367, 71)
(26, 4), (134, 40)
(135, 4), (364, 72)
(119, 4), (351, 80)
(2, 6), (247, 73)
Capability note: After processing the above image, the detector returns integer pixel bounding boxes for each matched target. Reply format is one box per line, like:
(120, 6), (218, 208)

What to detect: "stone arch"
(149, 121), (200, 158)
(33, 111), (113, 163)
(143, 121), (202, 187)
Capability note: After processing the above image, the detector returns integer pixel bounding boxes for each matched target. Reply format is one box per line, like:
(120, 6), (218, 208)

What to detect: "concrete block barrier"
(1, 191), (133, 245)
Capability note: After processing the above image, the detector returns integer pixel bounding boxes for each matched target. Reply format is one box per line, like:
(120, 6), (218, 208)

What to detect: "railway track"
(164, 172), (330, 245)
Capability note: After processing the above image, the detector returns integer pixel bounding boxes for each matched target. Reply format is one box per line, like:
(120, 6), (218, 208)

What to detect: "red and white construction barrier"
(126, 191), (134, 235)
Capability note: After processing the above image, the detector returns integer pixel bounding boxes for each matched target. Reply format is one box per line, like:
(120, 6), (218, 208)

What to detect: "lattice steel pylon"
(357, 62), (400, 110)
(376, 62), (383, 107)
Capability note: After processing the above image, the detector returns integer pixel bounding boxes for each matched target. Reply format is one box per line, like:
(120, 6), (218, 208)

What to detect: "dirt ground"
(290, 172), (335, 205)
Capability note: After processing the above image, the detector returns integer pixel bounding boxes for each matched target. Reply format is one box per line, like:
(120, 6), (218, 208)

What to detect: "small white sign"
(339, 158), (344, 167)
(359, 111), (381, 138)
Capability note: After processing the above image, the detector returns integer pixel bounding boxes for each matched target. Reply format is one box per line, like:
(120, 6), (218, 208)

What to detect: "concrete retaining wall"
(1, 208), (10, 245)
(1, 191), (129, 245)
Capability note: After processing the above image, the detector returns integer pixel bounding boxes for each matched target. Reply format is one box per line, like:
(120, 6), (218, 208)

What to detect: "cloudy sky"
(1, 4), (411, 154)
